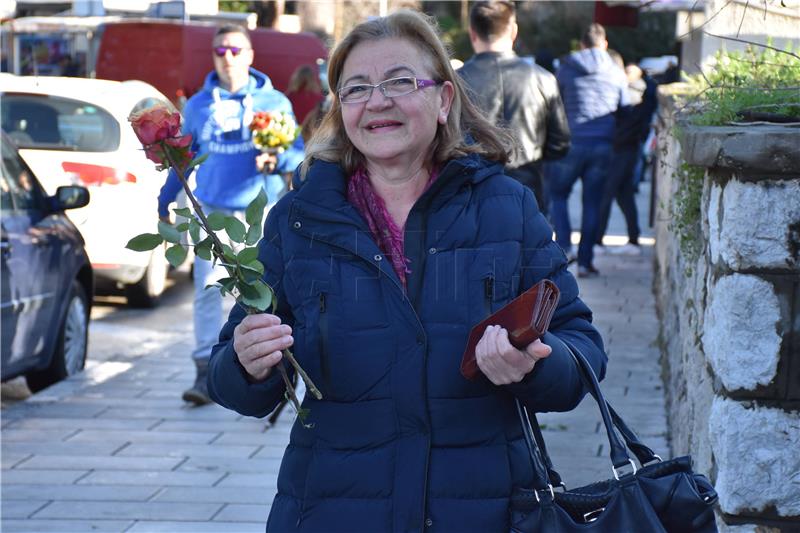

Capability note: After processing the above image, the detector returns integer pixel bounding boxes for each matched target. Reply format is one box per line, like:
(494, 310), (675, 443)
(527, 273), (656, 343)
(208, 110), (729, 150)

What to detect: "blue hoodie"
(556, 48), (629, 142)
(157, 67), (294, 216)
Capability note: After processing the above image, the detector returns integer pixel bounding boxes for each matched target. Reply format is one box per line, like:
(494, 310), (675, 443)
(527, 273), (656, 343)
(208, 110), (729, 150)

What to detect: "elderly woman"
(208, 9), (606, 533)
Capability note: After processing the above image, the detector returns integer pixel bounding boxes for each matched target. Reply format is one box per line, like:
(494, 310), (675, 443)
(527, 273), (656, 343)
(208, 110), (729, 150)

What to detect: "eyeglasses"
(338, 76), (441, 104)
(213, 46), (249, 58)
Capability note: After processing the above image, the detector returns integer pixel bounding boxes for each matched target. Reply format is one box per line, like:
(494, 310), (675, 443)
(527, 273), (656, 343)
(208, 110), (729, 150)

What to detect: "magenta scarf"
(346, 167), (438, 288)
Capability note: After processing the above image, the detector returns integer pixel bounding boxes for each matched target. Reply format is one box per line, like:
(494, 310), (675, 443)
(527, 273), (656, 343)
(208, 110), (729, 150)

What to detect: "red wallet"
(460, 279), (560, 380)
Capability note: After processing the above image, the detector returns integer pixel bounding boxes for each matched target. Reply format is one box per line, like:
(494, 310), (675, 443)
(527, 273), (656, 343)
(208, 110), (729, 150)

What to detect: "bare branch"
(702, 31), (800, 61)
(678, 0), (735, 40)
(737, 0), (750, 38)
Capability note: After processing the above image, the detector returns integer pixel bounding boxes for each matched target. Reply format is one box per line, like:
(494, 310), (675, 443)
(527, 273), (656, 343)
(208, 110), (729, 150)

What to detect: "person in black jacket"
(595, 60), (657, 255)
(458, 0), (571, 215)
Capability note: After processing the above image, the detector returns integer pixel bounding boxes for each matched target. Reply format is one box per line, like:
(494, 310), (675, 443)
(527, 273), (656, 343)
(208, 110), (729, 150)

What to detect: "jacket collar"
(291, 154), (501, 208)
(286, 155), (503, 282)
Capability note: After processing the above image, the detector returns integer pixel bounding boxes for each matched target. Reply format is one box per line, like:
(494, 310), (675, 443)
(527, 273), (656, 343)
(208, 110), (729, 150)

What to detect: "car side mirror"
(52, 186), (90, 211)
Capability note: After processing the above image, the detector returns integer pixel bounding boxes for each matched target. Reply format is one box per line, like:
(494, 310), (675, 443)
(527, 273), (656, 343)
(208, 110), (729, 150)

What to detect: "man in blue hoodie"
(552, 23), (628, 278)
(157, 24), (294, 405)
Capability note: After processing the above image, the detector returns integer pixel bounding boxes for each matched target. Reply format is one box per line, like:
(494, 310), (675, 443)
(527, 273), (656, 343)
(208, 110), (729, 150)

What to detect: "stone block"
(708, 179), (800, 270)
(703, 274), (781, 391)
(709, 397), (800, 517)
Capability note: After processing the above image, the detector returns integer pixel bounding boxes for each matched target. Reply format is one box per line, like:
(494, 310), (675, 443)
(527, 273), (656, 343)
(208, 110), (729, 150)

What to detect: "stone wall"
(652, 87), (800, 531)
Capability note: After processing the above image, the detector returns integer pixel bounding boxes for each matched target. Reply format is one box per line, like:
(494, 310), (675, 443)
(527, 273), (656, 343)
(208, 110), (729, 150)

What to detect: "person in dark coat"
(458, 0), (571, 216)
(208, 10), (606, 533)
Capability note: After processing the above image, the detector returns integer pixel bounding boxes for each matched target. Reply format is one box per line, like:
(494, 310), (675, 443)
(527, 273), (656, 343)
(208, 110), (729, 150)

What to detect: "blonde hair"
(287, 64), (321, 94)
(300, 9), (511, 178)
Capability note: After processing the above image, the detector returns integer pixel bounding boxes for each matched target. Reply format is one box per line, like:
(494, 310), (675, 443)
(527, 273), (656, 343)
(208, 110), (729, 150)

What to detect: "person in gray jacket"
(458, 0), (570, 215)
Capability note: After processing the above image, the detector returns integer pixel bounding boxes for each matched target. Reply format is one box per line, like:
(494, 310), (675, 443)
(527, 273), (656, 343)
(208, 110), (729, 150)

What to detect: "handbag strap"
(515, 398), (555, 491)
(560, 340), (632, 470)
(607, 403), (660, 465)
(515, 339), (662, 489)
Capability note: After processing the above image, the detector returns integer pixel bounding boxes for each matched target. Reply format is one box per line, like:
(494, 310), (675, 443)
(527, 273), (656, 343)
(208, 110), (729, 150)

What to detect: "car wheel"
(26, 281), (89, 393)
(125, 245), (168, 308)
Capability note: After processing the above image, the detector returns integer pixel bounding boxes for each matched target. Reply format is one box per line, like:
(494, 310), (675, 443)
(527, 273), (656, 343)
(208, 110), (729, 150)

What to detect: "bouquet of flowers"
(249, 111), (299, 153)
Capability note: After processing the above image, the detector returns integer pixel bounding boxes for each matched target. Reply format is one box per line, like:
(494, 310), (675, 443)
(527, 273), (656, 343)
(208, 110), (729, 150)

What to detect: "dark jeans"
(548, 141), (612, 268)
(506, 161), (547, 216)
(596, 143), (641, 245)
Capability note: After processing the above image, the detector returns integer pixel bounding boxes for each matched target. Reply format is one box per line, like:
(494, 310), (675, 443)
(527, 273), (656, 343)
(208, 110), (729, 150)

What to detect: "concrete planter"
(652, 87), (800, 530)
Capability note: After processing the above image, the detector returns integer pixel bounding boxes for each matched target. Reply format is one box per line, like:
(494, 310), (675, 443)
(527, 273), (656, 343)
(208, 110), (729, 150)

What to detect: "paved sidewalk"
(0, 183), (667, 532)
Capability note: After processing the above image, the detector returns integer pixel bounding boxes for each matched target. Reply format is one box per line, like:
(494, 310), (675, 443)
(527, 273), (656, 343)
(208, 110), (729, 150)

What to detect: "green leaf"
(245, 224), (262, 245)
(237, 247), (259, 264)
(224, 216), (246, 243)
(246, 189), (268, 226)
(173, 207), (193, 218)
(221, 244), (237, 264)
(195, 236), (213, 261)
(189, 153), (209, 168)
(189, 219), (201, 244)
(158, 221), (181, 244)
(238, 279), (273, 311)
(209, 276), (237, 296)
(126, 233), (163, 251)
(165, 244), (188, 267)
(244, 259), (265, 275)
(206, 212), (226, 231)
(175, 222), (190, 232)
(239, 261), (264, 283)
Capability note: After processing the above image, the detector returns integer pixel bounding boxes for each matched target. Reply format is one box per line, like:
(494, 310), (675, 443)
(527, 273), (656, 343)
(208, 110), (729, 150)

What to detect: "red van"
(95, 20), (327, 107)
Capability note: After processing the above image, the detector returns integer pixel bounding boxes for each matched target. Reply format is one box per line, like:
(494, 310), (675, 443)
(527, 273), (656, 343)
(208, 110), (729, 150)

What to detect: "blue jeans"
(548, 141), (612, 268)
(596, 144), (641, 245)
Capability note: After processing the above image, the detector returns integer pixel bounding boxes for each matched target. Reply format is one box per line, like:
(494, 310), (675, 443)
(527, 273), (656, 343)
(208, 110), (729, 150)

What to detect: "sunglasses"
(213, 46), (248, 57)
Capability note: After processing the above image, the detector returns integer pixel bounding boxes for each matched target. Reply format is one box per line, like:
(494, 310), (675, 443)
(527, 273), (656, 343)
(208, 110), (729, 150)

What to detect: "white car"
(1, 74), (179, 307)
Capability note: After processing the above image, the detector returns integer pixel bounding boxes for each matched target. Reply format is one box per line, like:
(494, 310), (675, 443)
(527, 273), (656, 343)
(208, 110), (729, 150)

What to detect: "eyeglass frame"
(213, 46), (250, 58)
(337, 76), (442, 104)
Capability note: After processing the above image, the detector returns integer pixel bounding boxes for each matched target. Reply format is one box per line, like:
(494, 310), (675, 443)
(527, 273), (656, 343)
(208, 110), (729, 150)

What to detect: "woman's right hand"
(233, 314), (294, 381)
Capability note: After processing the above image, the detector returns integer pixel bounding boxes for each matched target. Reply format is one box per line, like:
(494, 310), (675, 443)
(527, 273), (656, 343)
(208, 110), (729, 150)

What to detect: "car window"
(1, 140), (46, 211)
(1, 94), (120, 152)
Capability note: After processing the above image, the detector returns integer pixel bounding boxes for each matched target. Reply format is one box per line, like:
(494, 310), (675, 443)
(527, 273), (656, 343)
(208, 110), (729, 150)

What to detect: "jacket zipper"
(318, 292), (331, 395)
(484, 276), (494, 316)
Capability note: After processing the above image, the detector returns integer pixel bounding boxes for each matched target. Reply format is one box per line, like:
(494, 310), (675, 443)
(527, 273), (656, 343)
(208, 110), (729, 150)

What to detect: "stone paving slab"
(75, 470), (226, 487)
(32, 501), (223, 521)
(213, 503), (271, 522)
(1, 485), (160, 502)
(125, 520), (264, 532)
(116, 443), (260, 459)
(151, 486), (276, 505)
(1, 519), (135, 532)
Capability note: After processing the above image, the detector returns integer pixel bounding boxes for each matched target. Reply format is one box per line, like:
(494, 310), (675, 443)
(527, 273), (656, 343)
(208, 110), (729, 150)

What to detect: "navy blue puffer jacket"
(208, 155), (606, 533)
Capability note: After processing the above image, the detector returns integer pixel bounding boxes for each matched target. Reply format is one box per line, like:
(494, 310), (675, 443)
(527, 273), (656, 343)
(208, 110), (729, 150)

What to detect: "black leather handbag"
(510, 340), (718, 533)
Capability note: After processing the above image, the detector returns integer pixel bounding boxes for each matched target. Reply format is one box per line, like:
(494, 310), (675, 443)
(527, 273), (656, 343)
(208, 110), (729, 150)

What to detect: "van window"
(1, 94), (120, 152)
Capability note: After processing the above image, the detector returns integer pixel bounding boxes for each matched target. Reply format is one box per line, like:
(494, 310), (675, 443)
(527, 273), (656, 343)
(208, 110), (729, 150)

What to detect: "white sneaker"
(611, 243), (643, 256)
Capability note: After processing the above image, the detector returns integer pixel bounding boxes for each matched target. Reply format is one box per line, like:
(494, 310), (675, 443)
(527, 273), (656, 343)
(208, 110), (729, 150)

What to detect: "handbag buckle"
(612, 459), (637, 480)
(532, 484), (555, 503)
(583, 507), (605, 523)
(641, 454), (663, 467)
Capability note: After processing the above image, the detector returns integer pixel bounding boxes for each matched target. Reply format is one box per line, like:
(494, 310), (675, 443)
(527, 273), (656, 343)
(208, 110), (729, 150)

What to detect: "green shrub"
(685, 43), (800, 126)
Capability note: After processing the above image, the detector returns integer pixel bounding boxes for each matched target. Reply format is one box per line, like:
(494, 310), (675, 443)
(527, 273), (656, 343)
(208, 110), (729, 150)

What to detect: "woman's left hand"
(475, 325), (552, 385)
